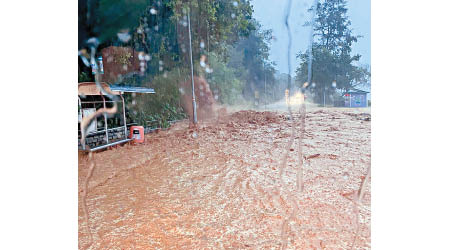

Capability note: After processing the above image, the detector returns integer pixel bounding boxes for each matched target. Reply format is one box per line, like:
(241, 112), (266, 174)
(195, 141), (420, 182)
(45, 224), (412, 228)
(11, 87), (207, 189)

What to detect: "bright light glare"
(285, 92), (305, 105)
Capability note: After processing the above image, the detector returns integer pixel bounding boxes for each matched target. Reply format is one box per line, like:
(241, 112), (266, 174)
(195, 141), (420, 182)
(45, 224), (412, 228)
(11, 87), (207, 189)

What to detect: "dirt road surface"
(78, 107), (371, 249)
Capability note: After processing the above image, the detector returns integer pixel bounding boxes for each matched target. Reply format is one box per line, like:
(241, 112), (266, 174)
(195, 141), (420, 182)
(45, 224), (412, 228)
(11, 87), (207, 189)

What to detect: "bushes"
(125, 68), (188, 127)
(206, 52), (245, 105)
(78, 71), (90, 82)
(332, 92), (345, 107)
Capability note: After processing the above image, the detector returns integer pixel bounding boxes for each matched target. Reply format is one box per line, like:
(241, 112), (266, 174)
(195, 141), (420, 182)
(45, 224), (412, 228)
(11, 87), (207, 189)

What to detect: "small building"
(343, 89), (370, 108)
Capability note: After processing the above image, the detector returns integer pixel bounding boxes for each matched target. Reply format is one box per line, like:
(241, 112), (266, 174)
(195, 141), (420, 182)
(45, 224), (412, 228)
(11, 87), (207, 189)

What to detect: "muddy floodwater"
(78, 108), (371, 249)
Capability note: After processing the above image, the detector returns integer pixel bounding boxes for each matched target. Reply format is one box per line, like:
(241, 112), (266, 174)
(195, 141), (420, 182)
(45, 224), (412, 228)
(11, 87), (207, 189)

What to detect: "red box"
(129, 126), (145, 143)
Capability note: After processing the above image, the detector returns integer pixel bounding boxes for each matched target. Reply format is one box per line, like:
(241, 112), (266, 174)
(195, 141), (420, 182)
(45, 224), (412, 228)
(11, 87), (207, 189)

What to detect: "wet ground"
(78, 107), (371, 249)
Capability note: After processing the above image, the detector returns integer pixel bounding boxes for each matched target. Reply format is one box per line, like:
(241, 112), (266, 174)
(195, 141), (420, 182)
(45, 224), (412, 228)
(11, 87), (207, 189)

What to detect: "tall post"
(121, 93), (127, 138)
(331, 80), (336, 107)
(187, 9), (197, 124)
(323, 88), (325, 107)
(264, 62), (267, 110)
(78, 96), (83, 121)
(101, 93), (109, 144)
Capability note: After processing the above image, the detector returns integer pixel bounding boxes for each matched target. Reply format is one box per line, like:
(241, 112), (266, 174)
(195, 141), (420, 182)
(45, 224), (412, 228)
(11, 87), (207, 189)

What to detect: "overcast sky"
(251, 0), (371, 75)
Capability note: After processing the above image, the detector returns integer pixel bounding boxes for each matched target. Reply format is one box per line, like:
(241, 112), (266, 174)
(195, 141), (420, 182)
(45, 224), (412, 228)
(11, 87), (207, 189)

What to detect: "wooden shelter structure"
(78, 82), (155, 151)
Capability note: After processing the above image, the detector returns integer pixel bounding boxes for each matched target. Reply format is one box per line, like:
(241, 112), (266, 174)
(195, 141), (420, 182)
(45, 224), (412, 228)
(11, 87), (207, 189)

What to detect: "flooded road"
(78, 108), (371, 249)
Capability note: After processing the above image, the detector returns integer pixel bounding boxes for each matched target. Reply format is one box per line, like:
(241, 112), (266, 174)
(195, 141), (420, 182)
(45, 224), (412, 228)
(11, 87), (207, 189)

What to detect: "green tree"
(228, 20), (276, 101)
(207, 52), (244, 105)
(79, 0), (256, 76)
(132, 0), (255, 68)
(295, 0), (370, 104)
(78, 0), (275, 123)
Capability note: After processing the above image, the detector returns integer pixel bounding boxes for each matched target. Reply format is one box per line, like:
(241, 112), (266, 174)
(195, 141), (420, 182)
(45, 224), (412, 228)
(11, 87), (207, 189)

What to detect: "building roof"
(110, 85), (155, 94)
(78, 82), (121, 96)
(346, 88), (370, 94)
(78, 82), (155, 95)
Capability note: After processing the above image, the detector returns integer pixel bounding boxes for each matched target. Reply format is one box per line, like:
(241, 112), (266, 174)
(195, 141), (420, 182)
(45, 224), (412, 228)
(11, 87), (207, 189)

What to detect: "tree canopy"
(295, 0), (370, 103)
(78, 0), (281, 124)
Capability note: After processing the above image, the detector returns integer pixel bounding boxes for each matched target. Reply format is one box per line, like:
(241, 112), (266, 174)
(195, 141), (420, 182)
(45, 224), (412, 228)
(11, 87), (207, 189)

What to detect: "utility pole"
(187, 8), (197, 124)
(332, 80), (336, 107)
(323, 87), (326, 107)
(264, 62), (267, 110)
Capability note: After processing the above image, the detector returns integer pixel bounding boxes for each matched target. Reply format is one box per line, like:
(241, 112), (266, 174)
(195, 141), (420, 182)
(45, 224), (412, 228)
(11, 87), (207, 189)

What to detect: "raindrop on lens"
(343, 172), (349, 180)
(86, 37), (100, 48)
(117, 32), (131, 43)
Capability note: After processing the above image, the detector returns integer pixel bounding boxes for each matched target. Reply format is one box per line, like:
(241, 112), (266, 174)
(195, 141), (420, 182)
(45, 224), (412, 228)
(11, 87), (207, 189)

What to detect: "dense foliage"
(79, 0), (283, 124)
(126, 68), (188, 127)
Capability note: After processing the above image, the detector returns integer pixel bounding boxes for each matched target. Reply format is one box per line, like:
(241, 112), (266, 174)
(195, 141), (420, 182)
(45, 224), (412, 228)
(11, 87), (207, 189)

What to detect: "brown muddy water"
(78, 108), (371, 249)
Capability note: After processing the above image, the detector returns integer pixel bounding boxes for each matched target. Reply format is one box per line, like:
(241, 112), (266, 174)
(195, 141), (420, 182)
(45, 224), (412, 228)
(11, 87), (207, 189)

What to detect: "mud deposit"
(78, 108), (371, 249)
